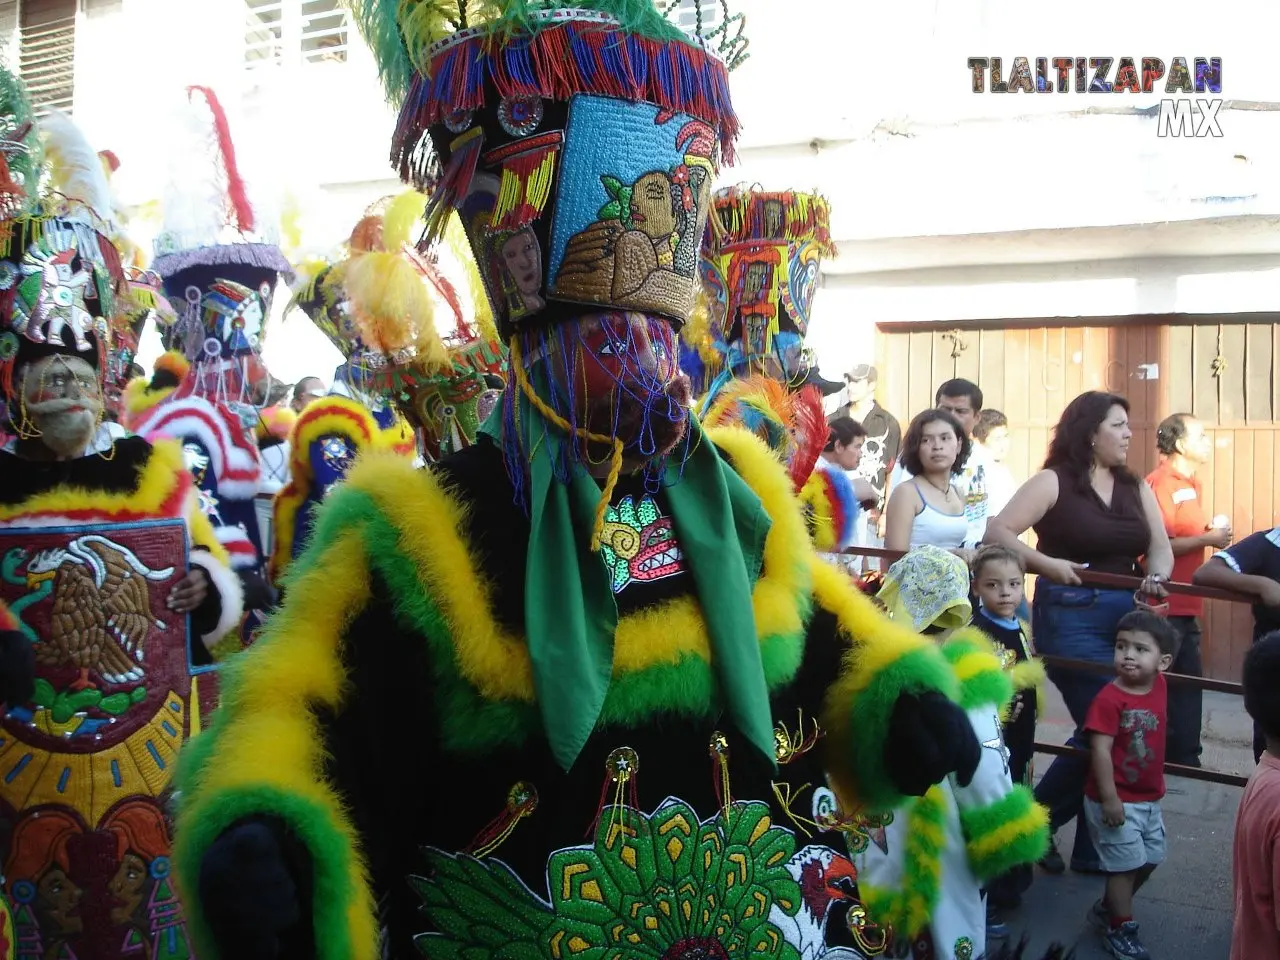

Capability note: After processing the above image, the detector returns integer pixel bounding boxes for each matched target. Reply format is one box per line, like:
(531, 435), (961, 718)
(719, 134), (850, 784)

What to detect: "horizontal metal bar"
(1034, 740), (1248, 788)
(840, 546), (1255, 604)
(1038, 654), (1243, 695)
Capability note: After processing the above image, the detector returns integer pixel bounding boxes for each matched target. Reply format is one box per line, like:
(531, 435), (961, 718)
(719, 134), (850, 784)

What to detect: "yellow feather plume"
(382, 190), (428, 252)
(338, 251), (448, 371)
(443, 211), (497, 343)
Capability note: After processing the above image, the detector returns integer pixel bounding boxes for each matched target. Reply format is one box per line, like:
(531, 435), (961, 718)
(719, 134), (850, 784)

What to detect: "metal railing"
(840, 545), (1253, 788)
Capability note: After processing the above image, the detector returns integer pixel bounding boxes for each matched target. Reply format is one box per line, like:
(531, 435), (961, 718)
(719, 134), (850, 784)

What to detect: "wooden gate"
(874, 316), (1280, 680)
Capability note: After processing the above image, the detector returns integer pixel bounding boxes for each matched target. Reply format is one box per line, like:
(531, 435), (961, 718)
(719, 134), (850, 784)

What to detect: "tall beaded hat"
(347, 0), (750, 341)
(151, 86), (294, 371)
(0, 91), (125, 424)
(691, 186), (841, 395)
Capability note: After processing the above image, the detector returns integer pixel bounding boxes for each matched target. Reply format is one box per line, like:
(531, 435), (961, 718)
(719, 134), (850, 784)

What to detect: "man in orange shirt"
(1146, 413), (1233, 767)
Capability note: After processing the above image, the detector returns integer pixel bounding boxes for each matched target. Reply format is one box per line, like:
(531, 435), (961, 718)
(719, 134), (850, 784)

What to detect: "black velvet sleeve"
(316, 571), (439, 956)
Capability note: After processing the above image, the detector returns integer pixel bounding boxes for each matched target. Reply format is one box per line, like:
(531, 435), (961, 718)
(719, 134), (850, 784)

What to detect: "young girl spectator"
(985, 391), (1174, 875)
(860, 546), (1048, 960)
(1233, 632), (1280, 959)
(884, 410), (972, 561)
(1083, 610), (1177, 959)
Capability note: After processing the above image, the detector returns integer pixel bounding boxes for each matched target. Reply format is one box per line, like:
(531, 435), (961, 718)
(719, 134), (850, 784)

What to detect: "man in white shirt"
(887, 378), (990, 549)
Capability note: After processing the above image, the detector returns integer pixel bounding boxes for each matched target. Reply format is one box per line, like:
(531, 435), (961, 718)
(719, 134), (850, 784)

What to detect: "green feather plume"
(0, 57), (44, 218)
(348, 0), (698, 107)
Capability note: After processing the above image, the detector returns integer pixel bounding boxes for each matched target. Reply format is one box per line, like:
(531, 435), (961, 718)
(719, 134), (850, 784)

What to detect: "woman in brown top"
(986, 391), (1173, 875)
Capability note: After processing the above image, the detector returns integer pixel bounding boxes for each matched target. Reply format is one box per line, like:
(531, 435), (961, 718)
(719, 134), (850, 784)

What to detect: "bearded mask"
(18, 354), (103, 458)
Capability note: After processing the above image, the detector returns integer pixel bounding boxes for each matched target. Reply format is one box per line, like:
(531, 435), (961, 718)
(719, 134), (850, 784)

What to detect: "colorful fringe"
(708, 187), (835, 255)
(393, 13), (739, 178)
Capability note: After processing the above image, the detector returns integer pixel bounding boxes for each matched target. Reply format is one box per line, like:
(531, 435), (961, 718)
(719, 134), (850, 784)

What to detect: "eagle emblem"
(21, 535), (173, 690)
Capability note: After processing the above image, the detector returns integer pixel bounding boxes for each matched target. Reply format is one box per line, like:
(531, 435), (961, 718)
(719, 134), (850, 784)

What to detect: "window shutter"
(19, 0), (76, 116)
(301, 0), (346, 64)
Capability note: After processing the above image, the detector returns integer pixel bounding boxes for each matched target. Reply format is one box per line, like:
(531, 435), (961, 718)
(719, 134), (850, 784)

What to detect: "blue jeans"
(1031, 583), (1135, 870)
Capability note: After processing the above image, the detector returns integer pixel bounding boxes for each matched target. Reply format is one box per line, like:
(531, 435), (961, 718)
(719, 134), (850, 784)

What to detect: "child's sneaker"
(1087, 899), (1110, 931)
(1102, 920), (1150, 960)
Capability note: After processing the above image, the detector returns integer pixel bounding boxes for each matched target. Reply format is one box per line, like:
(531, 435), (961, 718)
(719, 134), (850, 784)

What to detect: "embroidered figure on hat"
(550, 102), (715, 320)
(11, 242), (95, 351)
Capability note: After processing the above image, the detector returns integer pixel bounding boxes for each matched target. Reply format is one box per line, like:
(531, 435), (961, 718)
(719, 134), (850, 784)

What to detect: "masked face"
(543, 312), (691, 463)
(20, 354), (103, 458)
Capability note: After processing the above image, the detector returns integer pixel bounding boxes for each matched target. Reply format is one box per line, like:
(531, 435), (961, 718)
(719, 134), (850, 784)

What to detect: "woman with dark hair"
(884, 409), (973, 559)
(986, 391), (1174, 875)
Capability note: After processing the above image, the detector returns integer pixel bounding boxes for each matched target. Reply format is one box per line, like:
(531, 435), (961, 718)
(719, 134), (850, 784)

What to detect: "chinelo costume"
(858, 547), (1049, 960)
(692, 189), (860, 558)
(268, 192), (444, 586)
(131, 85), (294, 633)
(173, 3), (986, 958)
(0, 76), (241, 959)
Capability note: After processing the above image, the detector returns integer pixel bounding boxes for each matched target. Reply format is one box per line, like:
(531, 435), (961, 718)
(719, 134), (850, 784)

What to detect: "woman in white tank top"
(884, 409), (973, 559)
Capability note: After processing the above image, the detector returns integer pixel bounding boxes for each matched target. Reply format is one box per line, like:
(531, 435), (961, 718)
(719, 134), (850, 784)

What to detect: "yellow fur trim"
(966, 797), (1051, 862)
(0, 437), (195, 525)
(175, 529), (379, 958)
(121, 378), (176, 429)
(797, 472), (837, 551)
(814, 555), (953, 811)
(183, 488), (231, 568)
(270, 397), (383, 584)
(328, 424), (813, 700)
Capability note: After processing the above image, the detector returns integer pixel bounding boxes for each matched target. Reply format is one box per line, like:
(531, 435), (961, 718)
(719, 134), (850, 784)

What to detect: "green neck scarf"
(478, 394), (777, 772)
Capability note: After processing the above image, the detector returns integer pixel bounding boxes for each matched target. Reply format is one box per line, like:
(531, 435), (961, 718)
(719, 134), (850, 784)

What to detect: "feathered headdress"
(150, 86), (292, 375)
(345, 0), (749, 340)
(0, 60), (41, 226)
(0, 101), (125, 413)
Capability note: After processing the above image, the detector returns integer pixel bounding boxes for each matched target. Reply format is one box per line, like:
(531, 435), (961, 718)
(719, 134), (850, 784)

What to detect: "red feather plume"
(788, 384), (826, 491)
(187, 85), (255, 234)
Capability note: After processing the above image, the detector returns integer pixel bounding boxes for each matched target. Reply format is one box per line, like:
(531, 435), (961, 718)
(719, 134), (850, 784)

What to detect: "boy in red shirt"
(1083, 610), (1177, 960)
(1233, 631), (1280, 959)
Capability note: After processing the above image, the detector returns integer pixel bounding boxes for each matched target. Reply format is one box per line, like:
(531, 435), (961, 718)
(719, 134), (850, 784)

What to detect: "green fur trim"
(959, 785), (1050, 882)
(861, 785), (948, 939)
(843, 647), (959, 812)
(174, 784), (363, 960)
(942, 630), (1014, 711)
(295, 488), (812, 754)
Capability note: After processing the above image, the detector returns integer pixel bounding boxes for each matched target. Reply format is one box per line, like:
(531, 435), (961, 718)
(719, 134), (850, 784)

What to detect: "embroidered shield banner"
(0, 518), (206, 958)
(0, 518), (196, 786)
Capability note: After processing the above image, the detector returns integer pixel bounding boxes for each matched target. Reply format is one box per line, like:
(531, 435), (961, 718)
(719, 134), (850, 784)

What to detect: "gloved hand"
(882, 691), (981, 796)
(0, 630), (34, 707)
(200, 819), (306, 959)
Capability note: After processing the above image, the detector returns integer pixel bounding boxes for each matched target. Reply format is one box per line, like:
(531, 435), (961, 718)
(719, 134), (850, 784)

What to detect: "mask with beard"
(18, 355), (103, 459)
(535, 312), (691, 467)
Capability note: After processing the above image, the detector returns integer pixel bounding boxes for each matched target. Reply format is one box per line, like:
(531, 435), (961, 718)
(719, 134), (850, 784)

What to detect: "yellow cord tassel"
(509, 338), (623, 553)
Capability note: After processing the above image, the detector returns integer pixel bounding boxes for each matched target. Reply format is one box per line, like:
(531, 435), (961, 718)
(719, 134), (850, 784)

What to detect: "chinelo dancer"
(693, 189), (867, 557)
(269, 191), (443, 586)
(173, 2), (987, 958)
(131, 85), (295, 640)
(0, 71), (240, 958)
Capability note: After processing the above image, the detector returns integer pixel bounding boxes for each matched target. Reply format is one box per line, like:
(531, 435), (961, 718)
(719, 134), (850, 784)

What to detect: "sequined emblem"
(955, 936), (975, 960)
(497, 95), (544, 137)
(598, 495), (684, 594)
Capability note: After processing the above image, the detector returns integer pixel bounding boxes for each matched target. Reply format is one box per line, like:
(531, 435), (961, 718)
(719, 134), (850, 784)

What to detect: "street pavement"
(999, 687), (1246, 959)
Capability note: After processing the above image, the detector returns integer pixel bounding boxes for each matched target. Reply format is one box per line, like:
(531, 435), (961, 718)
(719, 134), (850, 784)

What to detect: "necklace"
(924, 475), (953, 498)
